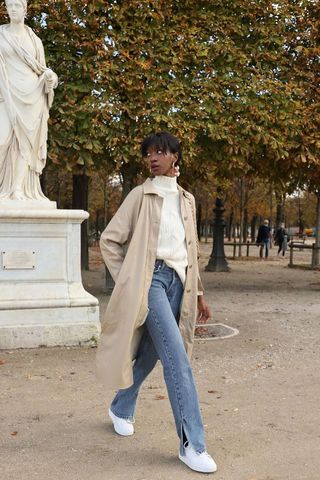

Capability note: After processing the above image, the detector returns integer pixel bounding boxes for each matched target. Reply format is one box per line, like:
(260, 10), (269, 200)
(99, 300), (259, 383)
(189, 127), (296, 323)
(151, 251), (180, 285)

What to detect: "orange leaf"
(154, 395), (166, 400)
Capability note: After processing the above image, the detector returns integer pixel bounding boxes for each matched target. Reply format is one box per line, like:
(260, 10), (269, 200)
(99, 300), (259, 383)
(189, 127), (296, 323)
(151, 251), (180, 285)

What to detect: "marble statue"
(0, 0), (58, 201)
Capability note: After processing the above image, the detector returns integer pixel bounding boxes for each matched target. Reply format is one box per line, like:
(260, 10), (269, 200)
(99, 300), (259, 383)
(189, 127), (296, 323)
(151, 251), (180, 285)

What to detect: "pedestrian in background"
(256, 219), (272, 259)
(274, 223), (287, 257)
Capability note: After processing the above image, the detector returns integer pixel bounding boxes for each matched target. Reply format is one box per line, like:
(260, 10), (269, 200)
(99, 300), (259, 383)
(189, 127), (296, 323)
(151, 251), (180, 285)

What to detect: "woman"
(274, 223), (287, 256)
(96, 132), (217, 474)
(0, 0), (58, 200)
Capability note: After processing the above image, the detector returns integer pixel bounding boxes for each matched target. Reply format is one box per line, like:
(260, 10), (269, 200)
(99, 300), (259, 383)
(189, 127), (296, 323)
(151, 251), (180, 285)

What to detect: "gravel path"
(1, 243), (319, 480)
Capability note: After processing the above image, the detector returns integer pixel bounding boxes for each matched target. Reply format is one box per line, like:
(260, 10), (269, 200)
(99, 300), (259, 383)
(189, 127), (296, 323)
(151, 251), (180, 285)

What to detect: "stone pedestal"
(0, 207), (100, 349)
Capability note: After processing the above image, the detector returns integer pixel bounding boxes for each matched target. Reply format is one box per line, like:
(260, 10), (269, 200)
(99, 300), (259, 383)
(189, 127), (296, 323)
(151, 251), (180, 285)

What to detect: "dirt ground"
(1, 242), (320, 480)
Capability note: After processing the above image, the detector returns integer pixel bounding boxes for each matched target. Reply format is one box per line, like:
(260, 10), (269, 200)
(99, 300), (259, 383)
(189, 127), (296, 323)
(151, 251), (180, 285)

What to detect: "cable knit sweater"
(152, 175), (188, 284)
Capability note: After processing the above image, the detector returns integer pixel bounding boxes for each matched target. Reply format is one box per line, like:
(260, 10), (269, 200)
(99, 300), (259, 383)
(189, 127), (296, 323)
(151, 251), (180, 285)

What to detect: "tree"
(97, 0), (222, 196)
(2, 1), (318, 256)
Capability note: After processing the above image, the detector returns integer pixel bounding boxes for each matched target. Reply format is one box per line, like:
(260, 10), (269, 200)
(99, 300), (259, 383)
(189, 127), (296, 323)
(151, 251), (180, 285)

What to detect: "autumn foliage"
(0, 0), (318, 203)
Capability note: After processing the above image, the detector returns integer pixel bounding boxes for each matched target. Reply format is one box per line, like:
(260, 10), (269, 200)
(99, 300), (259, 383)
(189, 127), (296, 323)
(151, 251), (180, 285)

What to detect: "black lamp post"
(205, 197), (230, 272)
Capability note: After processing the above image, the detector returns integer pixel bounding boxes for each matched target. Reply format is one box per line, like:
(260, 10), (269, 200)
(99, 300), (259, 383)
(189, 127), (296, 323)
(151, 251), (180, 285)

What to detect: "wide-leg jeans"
(110, 260), (206, 454)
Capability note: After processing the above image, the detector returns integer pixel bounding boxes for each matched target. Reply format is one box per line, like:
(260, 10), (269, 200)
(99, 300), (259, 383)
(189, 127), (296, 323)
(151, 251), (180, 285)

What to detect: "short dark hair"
(141, 131), (183, 165)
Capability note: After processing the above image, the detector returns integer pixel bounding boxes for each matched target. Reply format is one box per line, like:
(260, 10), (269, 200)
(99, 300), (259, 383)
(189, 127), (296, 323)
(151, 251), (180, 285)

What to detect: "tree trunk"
(243, 208), (248, 242)
(275, 192), (285, 228)
(297, 192), (304, 237)
(243, 180), (249, 243)
(95, 209), (101, 238)
(269, 184), (273, 229)
(197, 202), (202, 241)
(204, 199), (209, 243)
(232, 215), (237, 242)
(120, 162), (139, 201)
(72, 173), (89, 270)
(251, 215), (257, 243)
(103, 178), (108, 229)
(314, 192), (320, 266)
(238, 179), (244, 256)
(227, 210), (233, 241)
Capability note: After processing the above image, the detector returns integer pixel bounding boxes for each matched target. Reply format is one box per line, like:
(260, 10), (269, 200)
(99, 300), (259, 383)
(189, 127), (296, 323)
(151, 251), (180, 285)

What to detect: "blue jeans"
(260, 240), (270, 258)
(110, 260), (206, 454)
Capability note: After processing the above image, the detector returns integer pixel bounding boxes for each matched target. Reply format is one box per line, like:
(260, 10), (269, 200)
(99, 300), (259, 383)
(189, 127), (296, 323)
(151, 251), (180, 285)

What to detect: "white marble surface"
(0, 1), (58, 201)
(0, 307), (99, 349)
(0, 199), (57, 210)
(0, 3), (100, 348)
(0, 208), (100, 349)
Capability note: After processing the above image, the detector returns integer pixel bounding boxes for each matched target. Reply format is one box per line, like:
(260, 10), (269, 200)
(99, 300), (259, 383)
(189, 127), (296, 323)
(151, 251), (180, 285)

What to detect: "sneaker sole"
(179, 453), (217, 474)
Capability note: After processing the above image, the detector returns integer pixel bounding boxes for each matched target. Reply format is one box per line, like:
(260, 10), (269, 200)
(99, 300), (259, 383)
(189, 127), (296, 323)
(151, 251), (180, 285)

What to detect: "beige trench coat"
(96, 178), (204, 389)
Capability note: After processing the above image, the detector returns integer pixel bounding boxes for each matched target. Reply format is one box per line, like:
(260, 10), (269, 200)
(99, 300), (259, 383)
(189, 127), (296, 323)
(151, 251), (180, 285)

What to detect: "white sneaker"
(108, 408), (134, 436)
(179, 444), (217, 473)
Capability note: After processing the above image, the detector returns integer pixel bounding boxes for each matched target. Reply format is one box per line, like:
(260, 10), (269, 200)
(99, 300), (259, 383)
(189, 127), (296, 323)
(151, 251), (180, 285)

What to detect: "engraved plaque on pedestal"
(2, 251), (36, 270)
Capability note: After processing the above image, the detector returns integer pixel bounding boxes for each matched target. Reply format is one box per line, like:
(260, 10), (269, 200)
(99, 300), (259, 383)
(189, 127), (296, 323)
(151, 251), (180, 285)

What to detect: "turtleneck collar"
(152, 175), (178, 193)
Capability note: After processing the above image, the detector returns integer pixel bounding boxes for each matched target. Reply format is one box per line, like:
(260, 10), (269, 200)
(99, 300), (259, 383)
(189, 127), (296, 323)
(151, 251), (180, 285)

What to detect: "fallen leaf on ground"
(154, 395), (166, 400)
(0, 359), (5, 366)
(195, 326), (209, 335)
(10, 431), (18, 436)
(208, 390), (218, 394)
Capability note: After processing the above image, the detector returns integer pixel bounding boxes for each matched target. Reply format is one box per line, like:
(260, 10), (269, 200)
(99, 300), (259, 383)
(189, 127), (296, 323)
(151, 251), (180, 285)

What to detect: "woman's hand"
(197, 295), (212, 324)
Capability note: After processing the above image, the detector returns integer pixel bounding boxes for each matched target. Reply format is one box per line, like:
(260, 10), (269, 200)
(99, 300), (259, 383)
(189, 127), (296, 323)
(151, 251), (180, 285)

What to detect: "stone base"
(0, 199), (57, 210)
(0, 208), (100, 349)
(205, 259), (230, 272)
(0, 306), (100, 349)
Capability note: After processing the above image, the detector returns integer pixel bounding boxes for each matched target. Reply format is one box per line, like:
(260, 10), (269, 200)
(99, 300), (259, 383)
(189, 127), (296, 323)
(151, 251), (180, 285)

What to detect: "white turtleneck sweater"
(152, 176), (188, 284)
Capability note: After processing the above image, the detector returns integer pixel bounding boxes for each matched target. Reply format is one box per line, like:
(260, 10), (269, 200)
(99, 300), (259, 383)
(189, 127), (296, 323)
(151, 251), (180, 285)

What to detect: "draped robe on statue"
(0, 24), (57, 199)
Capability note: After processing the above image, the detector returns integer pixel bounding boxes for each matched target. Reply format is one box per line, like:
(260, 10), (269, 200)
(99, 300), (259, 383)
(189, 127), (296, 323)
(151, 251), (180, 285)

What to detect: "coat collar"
(143, 177), (190, 198)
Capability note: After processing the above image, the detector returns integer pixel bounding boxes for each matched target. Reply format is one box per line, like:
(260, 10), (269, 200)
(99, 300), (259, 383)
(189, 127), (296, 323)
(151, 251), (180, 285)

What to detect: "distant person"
(256, 219), (272, 259)
(280, 231), (288, 257)
(274, 223), (287, 256)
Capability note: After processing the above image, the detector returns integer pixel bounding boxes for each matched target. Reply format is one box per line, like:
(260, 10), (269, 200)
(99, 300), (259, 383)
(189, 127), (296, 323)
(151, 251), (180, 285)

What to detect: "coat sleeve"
(99, 187), (143, 282)
(190, 194), (204, 296)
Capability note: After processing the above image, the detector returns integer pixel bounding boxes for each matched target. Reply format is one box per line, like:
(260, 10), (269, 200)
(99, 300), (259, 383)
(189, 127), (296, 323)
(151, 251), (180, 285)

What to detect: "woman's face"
(146, 146), (178, 177)
(6, 1), (26, 24)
